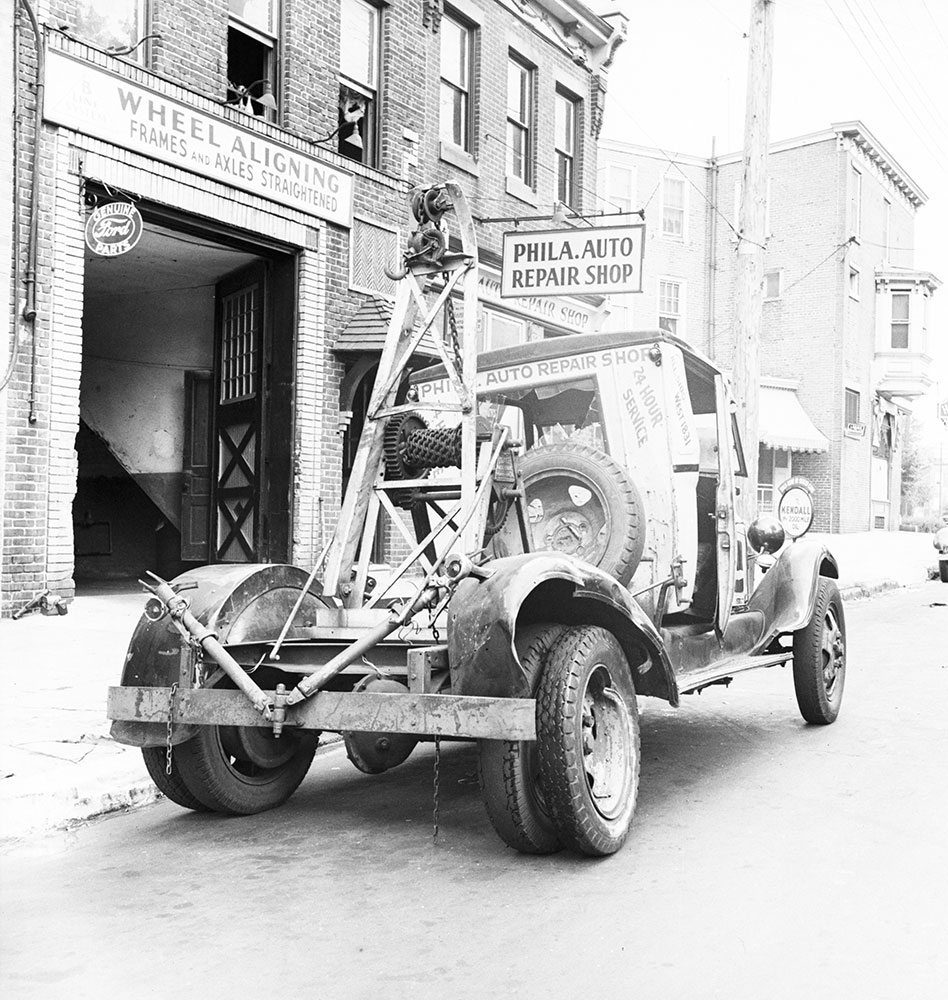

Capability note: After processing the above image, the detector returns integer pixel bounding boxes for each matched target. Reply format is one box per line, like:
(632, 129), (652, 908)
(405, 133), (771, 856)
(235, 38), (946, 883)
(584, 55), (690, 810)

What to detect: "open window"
(338, 0), (381, 165)
(227, 1), (279, 121)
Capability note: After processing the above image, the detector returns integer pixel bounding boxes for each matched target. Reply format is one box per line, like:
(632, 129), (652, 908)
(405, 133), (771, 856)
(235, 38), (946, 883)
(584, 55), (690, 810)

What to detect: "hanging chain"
(444, 295), (463, 373)
(429, 605), (441, 645)
(432, 734), (441, 841)
(165, 681), (179, 776)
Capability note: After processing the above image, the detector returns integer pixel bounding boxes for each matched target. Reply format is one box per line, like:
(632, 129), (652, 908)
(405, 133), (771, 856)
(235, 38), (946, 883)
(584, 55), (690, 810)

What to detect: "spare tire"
(516, 443), (645, 587)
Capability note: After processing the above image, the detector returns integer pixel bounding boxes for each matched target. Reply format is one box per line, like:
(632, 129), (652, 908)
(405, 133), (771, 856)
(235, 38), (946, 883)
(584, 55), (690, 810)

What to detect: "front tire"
(173, 725), (318, 815)
(537, 626), (640, 856)
(792, 577), (846, 725)
(478, 625), (565, 855)
(939, 560), (948, 583)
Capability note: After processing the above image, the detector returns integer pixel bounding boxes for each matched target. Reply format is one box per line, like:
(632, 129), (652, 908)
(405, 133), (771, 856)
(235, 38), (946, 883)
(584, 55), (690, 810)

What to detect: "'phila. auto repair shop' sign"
(43, 49), (353, 228)
(501, 225), (645, 298)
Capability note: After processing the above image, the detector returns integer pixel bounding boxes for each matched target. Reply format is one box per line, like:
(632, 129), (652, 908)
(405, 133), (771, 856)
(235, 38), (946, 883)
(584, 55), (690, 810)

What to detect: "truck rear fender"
(747, 538), (839, 650)
(447, 554), (679, 705)
(111, 564), (328, 747)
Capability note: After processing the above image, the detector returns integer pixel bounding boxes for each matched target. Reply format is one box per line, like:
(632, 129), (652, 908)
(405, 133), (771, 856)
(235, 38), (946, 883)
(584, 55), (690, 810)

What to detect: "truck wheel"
(141, 745), (211, 812)
(792, 577), (846, 725)
(940, 561), (948, 583)
(518, 444), (645, 586)
(478, 625), (565, 854)
(173, 725), (318, 815)
(537, 626), (640, 856)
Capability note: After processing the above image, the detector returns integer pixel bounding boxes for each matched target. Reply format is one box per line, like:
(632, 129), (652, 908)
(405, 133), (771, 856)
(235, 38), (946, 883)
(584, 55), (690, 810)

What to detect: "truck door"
(714, 375), (737, 634)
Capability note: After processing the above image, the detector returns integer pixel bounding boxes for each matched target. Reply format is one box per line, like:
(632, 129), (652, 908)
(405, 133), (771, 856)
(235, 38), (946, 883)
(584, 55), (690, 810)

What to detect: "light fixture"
(345, 121), (364, 150)
(225, 79), (278, 115)
(551, 201), (569, 226)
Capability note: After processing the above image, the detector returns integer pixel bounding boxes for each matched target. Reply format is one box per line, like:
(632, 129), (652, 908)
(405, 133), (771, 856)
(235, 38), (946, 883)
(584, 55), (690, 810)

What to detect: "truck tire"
(940, 561), (948, 583)
(141, 745), (211, 812)
(173, 724), (318, 815)
(792, 577), (846, 725)
(478, 625), (566, 854)
(518, 444), (645, 586)
(537, 626), (640, 856)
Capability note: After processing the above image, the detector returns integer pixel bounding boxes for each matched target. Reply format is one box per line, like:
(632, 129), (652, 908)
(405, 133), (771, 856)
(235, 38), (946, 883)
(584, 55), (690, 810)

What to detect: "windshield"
(478, 377), (605, 451)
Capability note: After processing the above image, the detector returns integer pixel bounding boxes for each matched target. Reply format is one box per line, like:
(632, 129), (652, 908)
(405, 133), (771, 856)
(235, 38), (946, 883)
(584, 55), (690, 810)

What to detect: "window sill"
(505, 176), (538, 207)
(439, 141), (479, 177)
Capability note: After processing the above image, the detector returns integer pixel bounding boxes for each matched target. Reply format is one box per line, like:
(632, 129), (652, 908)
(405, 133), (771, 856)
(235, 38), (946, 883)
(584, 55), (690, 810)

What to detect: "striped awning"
(759, 385), (829, 453)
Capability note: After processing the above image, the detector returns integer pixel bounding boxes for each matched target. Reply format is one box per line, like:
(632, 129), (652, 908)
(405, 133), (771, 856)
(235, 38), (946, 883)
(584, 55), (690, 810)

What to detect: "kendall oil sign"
(501, 224), (645, 298)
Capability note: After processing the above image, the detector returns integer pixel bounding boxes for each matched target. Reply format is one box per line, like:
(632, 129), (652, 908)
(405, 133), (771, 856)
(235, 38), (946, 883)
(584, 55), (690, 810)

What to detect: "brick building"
(2, 0), (626, 616)
(599, 122), (940, 532)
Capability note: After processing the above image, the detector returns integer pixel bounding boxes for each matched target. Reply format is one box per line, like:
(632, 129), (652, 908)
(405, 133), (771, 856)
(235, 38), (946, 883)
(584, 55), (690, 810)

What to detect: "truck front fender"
(748, 538), (839, 650)
(111, 564), (326, 747)
(447, 554), (678, 705)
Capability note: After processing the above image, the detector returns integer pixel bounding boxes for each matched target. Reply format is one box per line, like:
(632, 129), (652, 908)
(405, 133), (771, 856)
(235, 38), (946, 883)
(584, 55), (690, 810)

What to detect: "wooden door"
(213, 263), (266, 562)
(181, 370), (212, 561)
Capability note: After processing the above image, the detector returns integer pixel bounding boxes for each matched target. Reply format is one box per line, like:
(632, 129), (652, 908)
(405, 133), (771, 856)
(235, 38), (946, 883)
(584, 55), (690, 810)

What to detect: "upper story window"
(662, 175), (685, 238)
(555, 87), (579, 209)
(764, 269), (781, 300)
(227, 0), (280, 120)
(844, 388), (861, 426)
(74, 0), (148, 61)
(506, 54), (535, 186)
(338, 0), (381, 165)
(601, 163), (635, 214)
(440, 10), (475, 152)
(850, 165), (862, 240)
(848, 266), (860, 299)
(882, 198), (891, 260)
(890, 292), (910, 349)
(658, 279), (681, 334)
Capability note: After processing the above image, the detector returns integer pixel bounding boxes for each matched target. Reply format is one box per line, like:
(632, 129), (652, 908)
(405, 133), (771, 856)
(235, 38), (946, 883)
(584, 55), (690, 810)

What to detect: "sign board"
(84, 201), (143, 256)
(501, 225), (645, 298)
(844, 421), (866, 438)
(778, 484), (814, 539)
(43, 49), (353, 228)
(478, 271), (598, 333)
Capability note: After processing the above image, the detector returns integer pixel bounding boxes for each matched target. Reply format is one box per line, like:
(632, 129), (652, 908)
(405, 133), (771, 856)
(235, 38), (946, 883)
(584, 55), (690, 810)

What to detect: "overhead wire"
(782, 238), (855, 294)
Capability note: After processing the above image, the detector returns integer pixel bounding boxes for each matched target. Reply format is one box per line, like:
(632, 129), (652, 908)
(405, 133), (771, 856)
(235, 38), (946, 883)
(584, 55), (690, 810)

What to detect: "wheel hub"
(579, 665), (632, 821)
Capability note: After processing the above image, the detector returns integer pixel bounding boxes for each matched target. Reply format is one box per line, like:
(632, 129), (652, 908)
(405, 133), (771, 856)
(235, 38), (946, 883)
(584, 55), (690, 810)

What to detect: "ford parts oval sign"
(84, 202), (143, 257)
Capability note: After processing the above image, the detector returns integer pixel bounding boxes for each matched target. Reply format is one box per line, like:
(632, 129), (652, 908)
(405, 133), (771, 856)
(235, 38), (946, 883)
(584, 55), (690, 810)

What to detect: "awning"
(759, 385), (829, 453)
(332, 296), (439, 358)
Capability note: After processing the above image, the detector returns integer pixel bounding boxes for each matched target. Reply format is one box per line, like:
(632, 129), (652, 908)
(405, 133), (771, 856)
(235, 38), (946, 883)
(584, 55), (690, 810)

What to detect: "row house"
(1, 0), (626, 615)
(598, 121), (940, 532)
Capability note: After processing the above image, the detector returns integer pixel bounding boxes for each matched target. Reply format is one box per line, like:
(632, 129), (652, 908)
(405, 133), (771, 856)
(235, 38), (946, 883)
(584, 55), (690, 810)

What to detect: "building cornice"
(832, 121), (927, 207)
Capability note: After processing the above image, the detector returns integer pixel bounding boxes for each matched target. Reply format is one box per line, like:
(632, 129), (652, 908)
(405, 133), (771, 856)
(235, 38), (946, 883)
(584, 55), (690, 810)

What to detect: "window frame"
(882, 197), (891, 261)
(661, 174), (686, 239)
(440, 7), (476, 156)
(506, 52), (535, 188)
(554, 86), (580, 210)
(848, 265), (860, 300)
(74, 0), (150, 61)
(658, 277), (683, 334)
(890, 290), (910, 349)
(844, 388), (861, 426)
(337, 0), (382, 166)
(227, 4), (280, 121)
(763, 269), (782, 300)
(850, 165), (862, 241)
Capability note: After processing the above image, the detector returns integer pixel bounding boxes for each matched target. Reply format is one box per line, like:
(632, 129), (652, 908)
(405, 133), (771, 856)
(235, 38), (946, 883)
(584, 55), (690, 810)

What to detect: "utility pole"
(732, 0), (775, 522)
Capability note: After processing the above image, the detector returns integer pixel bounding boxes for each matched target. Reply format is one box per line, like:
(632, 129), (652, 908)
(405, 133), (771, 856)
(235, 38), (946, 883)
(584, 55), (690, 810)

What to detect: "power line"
(921, 0), (948, 57)
(782, 237), (854, 294)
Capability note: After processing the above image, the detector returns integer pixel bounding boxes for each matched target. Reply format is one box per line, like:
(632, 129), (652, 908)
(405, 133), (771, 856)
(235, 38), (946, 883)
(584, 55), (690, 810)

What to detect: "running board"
(676, 652), (792, 696)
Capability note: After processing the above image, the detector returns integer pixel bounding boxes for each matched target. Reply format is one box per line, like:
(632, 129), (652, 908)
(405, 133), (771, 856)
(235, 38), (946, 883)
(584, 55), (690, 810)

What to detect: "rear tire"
(792, 577), (846, 725)
(173, 725), (318, 815)
(537, 626), (640, 856)
(141, 745), (210, 812)
(939, 561), (948, 583)
(478, 625), (565, 854)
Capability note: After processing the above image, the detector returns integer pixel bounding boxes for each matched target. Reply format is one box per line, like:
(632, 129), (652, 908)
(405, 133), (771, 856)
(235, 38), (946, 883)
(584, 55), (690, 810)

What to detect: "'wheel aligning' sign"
(501, 224), (645, 298)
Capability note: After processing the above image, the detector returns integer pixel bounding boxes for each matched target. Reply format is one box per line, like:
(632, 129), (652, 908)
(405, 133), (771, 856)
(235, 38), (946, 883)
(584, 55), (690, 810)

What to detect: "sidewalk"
(0, 533), (939, 841)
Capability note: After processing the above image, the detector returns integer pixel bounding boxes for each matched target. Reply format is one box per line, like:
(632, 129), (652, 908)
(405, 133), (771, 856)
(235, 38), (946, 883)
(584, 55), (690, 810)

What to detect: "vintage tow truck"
(107, 183), (847, 856)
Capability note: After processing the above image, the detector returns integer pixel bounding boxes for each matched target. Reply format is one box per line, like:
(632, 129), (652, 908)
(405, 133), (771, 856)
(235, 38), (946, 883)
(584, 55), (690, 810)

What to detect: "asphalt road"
(2, 583), (946, 1000)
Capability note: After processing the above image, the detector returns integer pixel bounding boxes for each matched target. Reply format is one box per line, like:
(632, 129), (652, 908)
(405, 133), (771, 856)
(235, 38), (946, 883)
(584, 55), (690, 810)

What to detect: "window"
(481, 309), (526, 353)
(883, 197), (891, 260)
(764, 270), (781, 300)
(848, 266), (860, 299)
(658, 279), (681, 334)
(891, 292), (910, 349)
(554, 88), (579, 208)
(440, 10), (474, 152)
(601, 163), (635, 214)
(506, 54), (535, 185)
(73, 0), (148, 60)
(850, 166), (862, 239)
(757, 446), (791, 514)
(845, 388), (860, 425)
(338, 0), (380, 165)
(662, 175), (685, 238)
(227, 1), (280, 120)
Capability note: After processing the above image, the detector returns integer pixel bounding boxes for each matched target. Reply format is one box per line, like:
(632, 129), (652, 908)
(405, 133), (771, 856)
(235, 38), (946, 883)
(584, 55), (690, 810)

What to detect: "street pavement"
(0, 530), (940, 843)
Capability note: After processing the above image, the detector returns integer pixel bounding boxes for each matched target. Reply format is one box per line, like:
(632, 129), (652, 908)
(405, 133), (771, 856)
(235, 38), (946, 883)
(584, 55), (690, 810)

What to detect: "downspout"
(18, 0), (43, 424)
(707, 137), (718, 360)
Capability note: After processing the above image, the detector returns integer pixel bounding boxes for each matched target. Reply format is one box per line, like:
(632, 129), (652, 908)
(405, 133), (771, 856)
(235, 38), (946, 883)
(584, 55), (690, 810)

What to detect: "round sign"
(778, 485), (814, 539)
(84, 202), (143, 257)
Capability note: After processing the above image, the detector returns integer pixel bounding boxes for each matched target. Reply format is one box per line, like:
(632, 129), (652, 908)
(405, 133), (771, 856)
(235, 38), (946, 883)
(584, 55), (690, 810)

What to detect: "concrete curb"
(839, 579), (902, 602)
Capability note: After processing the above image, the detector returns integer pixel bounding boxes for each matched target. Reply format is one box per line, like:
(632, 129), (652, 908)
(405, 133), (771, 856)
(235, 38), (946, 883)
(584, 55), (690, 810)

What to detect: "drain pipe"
(18, 0), (43, 423)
